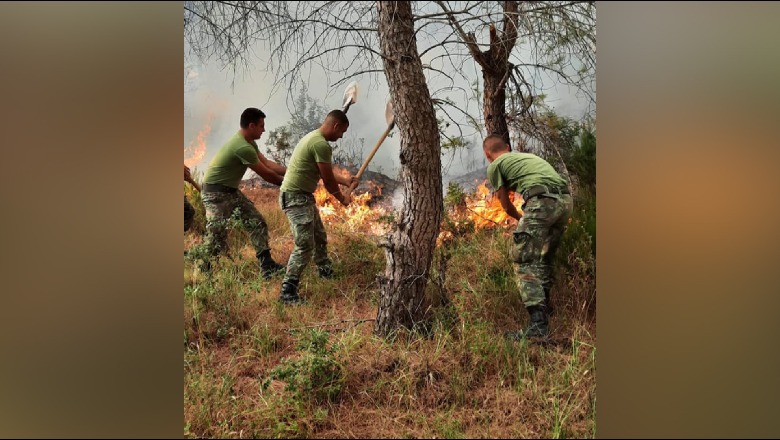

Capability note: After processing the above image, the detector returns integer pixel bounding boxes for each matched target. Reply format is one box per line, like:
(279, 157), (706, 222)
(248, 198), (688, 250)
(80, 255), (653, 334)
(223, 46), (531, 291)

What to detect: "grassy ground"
(184, 186), (596, 439)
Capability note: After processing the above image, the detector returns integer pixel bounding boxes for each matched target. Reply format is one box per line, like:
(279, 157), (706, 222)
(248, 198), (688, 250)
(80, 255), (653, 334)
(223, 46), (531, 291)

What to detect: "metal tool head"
(342, 81), (359, 112)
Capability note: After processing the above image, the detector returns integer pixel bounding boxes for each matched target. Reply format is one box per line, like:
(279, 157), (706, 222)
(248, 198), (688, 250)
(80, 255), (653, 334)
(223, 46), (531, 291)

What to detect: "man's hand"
(184, 164), (201, 192)
(496, 187), (522, 221)
(333, 169), (356, 187)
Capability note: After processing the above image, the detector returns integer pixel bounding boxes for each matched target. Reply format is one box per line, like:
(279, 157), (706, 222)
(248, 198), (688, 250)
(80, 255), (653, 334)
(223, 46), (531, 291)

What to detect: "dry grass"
(184, 187), (596, 439)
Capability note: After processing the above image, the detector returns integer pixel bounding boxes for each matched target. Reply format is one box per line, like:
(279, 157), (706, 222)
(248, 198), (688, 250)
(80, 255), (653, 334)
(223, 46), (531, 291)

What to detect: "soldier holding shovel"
(278, 83), (359, 304)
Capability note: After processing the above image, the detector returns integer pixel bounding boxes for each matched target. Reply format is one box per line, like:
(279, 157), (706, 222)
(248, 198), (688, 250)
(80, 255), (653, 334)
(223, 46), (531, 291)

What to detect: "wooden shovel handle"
(347, 121), (395, 194)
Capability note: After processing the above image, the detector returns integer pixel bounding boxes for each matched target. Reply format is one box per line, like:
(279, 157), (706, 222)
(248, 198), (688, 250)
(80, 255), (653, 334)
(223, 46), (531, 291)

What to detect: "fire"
(465, 181), (524, 229)
(184, 113), (213, 168)
(310, 179), (522, 243)
(438, 180), (524, 245)
(314, 184), (390, 235)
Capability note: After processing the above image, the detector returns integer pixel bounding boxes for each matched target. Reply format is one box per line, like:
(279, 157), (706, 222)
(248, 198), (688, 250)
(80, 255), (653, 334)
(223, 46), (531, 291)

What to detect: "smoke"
(184, 36), (592, 181)
(390, 186), (405, 211)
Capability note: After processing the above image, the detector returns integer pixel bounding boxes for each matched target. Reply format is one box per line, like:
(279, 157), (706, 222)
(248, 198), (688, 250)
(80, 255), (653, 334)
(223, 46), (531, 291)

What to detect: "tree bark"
(435, 1), (519, 149)
(375, 1), (442, 337)
(483, 1), (519, 149)
(483, 61), (511, 147)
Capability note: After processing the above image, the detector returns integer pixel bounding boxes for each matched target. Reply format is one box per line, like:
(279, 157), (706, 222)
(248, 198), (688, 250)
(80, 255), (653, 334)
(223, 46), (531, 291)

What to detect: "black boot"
(506, 305), (549, 340)
(258, 250), (285, 280)
(524, 305), (549, 337)
(317, 265), (334, 279)
(279, 279), (303, 305)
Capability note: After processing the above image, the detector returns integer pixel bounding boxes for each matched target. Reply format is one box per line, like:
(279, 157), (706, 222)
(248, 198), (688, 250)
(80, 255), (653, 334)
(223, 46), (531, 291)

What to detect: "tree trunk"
(375, 1), (442, 337)
(483, 63), (511, 147)
(443, 1), (517, 149)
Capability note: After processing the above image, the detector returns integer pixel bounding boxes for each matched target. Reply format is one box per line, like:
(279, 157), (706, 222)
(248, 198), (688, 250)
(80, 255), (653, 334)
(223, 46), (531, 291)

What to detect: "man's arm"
(248, 161), (284, 186)
(496, 186), (521, 221)
(317, 162), (351, 206)
(331, 166), (357, 187)
(184, 164), (201, 192)
(258, 153), (287, 177)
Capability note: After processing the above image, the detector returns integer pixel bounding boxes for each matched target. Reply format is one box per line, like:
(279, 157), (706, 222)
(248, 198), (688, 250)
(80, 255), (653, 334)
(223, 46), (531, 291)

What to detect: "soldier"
(198, 108), (287, 279)
(278, 110), (356, 304)
(184, 164), (196, 232)
(483, 135), (573, 339)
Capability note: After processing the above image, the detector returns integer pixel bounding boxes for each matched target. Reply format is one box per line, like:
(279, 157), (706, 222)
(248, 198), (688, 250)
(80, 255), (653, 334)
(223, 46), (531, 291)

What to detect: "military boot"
(506, 305), (549, 340)
(317, 265), (334, 279)
(258, 250), (285, 280)
(279, 279), (303, 305)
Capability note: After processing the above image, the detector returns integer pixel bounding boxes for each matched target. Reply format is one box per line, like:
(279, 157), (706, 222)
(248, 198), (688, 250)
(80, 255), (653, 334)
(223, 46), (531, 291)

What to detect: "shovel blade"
(342, 81), (359, 108)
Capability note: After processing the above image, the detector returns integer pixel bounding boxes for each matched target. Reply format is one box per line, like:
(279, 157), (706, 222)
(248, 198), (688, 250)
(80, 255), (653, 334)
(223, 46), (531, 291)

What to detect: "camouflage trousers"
(184, 196), (195, 232)
(200, 190), (270, 259)
(280, 191), (331, 283)
(512, 193), (573, 308)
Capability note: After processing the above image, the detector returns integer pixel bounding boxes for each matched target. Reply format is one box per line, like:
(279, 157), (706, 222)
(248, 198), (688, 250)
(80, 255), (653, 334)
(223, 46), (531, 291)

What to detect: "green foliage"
(265, 86), (328, 166)
(571, 125), (596, 191)
(262, 329), (345, 404)
(556, 189), (596, 315)
(539, 111), (596, 193)
(264, 126), (295, 166)
(437, 116), (471, 152)
(444, 182), (467, 210)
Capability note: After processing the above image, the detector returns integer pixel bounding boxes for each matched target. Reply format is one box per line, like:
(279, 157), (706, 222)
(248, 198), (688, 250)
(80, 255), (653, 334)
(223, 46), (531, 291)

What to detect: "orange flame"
(437, 180), (524, 246)
(465, 181), (524, 229)
(314, 184), (390, 235)
(310, 179), (522, 245)
(184, 113), (213, 168)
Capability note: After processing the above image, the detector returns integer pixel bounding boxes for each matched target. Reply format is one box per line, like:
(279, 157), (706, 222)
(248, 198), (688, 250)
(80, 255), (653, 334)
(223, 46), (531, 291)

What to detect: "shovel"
(346, 100), (395, 196)
(342, 81), (359, 113)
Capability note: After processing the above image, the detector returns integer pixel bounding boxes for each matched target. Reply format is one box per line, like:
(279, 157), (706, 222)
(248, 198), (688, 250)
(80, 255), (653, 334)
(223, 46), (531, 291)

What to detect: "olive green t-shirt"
(280, 129), (332, 194)
(203, 132), (260, 188)
(486, 152), (567, 194)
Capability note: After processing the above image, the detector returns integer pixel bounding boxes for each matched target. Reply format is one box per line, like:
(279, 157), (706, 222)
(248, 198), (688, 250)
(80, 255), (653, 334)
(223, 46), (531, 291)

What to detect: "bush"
(263, 329), (346, 404)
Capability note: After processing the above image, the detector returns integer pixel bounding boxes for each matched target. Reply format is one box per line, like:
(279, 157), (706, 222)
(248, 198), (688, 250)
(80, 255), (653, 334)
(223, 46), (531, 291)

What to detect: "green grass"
(184, 186), (596, 439)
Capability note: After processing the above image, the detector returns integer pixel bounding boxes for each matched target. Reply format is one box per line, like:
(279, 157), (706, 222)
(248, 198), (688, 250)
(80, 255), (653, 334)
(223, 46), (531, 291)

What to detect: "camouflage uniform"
(184, 196), (195, 232)
(201, 190), (270, 259)
(487, 150), (571, 338)
(280, 191), (331, 283)
(512, 192), (573, 308)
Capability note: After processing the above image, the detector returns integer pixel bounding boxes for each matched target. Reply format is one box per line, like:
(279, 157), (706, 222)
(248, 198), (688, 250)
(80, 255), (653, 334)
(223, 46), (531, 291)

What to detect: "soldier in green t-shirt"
(277, 110), (357, 304)
(197, 108), (288, 279)
(484, 135), (573, 339)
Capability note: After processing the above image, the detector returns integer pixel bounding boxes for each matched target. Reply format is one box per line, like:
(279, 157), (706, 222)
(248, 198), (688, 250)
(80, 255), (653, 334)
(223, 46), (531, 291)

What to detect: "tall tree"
(428, 1), (595, 149)
(375, 1), (442, 335)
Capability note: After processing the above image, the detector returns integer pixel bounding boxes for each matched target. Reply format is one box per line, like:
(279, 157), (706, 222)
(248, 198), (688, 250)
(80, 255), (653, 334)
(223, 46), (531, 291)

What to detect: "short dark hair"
(483, 134), (509, 153)
(325, 109), (349, 125)
(240, 108), (266, 128)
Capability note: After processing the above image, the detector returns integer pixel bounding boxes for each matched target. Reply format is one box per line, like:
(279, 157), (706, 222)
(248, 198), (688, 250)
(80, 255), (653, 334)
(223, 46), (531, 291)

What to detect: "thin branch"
(433, 0), (486, 67)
